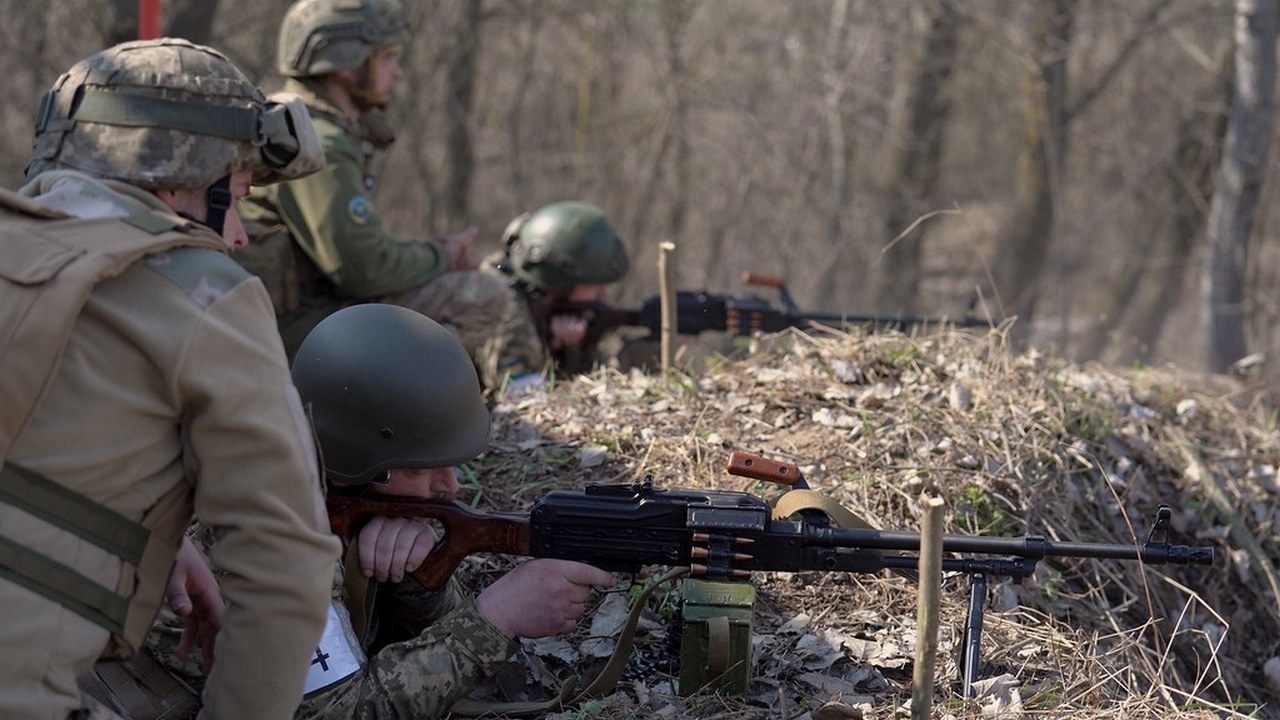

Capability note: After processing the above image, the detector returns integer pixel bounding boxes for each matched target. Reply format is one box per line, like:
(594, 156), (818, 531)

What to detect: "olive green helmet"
(278, 0), (410, 78)
(27, 38), (324, 190)
(504, 201), (629, 295)
(292, 304), (491, 485)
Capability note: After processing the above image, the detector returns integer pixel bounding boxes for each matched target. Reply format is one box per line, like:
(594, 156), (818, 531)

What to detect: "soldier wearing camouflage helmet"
(287, 304), (612, 718)
(0, 38), (340, 720)
(238, 0), (509, 359)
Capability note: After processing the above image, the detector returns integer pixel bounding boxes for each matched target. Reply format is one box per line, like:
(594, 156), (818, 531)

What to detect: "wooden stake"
(658, 242), (677, 374)
(911, 496), (945, 720)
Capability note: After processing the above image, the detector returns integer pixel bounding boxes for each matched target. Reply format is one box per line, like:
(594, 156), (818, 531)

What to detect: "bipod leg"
(960, 572), (988, 699)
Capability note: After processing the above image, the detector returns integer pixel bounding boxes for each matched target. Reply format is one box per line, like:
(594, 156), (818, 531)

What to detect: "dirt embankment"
(460, 326), (1276, 719)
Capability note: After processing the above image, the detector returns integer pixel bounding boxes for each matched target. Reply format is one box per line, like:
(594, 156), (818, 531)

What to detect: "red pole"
(138, 0), (162, 40)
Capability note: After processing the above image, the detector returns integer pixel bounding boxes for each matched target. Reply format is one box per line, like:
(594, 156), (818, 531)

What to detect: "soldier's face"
(153, 169), (253, 248)
(367, 44), (403, 105)
(568, 283), (608, 302)
(222, 171), (253, 248)
(384, 466), (458, 501)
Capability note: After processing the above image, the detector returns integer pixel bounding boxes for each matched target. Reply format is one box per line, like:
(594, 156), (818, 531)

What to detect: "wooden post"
(658, 242), (677, 374)
(138, 0), (162, 40)
(911, 496), (946, 720)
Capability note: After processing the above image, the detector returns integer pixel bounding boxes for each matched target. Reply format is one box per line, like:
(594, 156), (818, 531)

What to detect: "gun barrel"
(810, 527), (1214, 566)
(793, 311), (991, 330)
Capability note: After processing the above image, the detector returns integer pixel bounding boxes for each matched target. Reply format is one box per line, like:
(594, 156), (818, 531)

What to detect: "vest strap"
(0, 533), (127, 634)
(0, 461), (148, 564)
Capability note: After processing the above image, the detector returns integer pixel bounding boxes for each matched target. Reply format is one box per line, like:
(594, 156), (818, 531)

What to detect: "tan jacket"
(0, 172), (341, 720)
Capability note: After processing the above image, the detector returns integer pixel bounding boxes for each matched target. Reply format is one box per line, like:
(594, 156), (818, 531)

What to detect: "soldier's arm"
(179, 265), (341, 719)
(337, 599), (516, 718)
(273, 128), (452, 297)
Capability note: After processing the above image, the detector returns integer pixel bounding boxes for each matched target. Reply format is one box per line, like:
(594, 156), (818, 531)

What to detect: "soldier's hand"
(474, 559), (615, 639)
(358, 516), (440, 583)
(548, 314), (589, 349)
(167, 535), (223, 670)
(438, 226), (480, 271)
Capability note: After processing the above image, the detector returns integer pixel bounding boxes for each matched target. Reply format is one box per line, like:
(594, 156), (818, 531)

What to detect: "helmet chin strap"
(203, 175), (233, 235)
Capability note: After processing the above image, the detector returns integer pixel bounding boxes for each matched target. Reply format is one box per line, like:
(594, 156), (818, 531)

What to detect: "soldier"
(238, 0), (490, 357)
(292, 303), (616, 717)
(239, 0), (631, 394)
(0, 39), (341, 720)
(476, 200), (631, 389)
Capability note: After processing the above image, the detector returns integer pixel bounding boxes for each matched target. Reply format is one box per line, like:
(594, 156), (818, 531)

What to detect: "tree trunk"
(989, 0), (1073, 348)
(505, 5), (544, 211)
(876, 0), (960, 314)
(442, 0), (483, 229)
(1202, 0), (1277, 373)
(1079, 50), (1231, 364)
(812, 0), (852, 305)
(662, 0), (693, 250)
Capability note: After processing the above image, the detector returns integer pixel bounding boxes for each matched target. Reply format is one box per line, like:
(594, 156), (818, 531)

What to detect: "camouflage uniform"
(149, 530), (515, 720)
(295, 556), (515, 719)
(237, 79), (535, 388)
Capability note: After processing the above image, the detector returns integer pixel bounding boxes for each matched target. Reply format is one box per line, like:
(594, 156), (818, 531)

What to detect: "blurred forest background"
(5, 0), (1280, 386)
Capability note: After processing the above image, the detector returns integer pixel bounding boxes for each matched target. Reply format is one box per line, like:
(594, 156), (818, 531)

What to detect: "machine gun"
(327, 451), (1213, 697)
(543, 272), (992, 341)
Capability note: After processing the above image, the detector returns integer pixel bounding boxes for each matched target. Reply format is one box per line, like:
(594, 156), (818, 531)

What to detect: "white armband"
(303, 601), (366, 696)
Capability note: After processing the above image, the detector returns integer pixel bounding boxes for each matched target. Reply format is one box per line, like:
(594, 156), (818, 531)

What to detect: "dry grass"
(456, 325), (1277, 719)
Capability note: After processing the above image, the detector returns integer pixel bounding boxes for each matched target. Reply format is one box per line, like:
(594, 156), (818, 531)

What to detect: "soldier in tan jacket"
(0, 39), (341, 720)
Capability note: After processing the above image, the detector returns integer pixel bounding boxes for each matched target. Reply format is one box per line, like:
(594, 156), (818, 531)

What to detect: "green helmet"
(291, 304), (491, 485)
(504, 201), (629, 295)
(26, 39), (324, 190)
(278, 0), (410, 78)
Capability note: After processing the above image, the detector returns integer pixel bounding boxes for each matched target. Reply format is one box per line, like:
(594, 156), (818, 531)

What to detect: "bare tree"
(875, 0), (960, 314)
(1080, 49), (1231, 364)
(442, 0), (484, 228)
(986, 0), (1073, 346)
(1202, 0), (1277, 373)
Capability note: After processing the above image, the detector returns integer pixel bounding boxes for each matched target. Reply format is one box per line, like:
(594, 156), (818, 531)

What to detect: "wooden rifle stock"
(326, 492), (531, 590)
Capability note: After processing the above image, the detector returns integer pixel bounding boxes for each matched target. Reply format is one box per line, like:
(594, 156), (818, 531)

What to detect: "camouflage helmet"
(291, 303), (491, 485)
(26, 38), (324, 190)
(278, 0), (410, 78)
(505, 201), (629, 295)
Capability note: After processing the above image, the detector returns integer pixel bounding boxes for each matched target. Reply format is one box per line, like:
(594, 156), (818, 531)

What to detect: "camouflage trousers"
(386, 270), (547, 392)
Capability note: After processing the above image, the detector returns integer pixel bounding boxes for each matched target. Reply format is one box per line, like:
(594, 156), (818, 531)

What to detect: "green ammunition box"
(678, 578), (756, 696)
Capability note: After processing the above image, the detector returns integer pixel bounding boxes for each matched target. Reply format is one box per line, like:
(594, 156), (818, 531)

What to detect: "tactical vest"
(0, 187), (224, 658)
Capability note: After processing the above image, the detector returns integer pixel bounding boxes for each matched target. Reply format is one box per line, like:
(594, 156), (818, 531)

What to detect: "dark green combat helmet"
(291, 303), (491, 485)
(27, 38), (324, 190)
(278, 0), (410, 78)
(503, 201), (629, 295)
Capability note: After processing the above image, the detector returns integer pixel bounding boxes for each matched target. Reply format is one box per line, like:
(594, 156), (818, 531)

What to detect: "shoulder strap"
(0, 197), (223, 461)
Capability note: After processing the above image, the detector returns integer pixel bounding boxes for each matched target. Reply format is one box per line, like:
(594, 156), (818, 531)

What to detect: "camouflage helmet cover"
(291, 303), (491, 485)
(26, 38), (324, 189)
(278, 0), (410, 77)
(506, 201), (629, 295)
